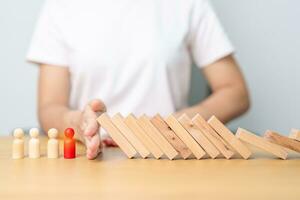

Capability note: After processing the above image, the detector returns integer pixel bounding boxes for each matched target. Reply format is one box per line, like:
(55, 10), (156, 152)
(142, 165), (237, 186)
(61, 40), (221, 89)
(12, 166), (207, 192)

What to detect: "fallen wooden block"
(97, 113), (137, 158)
(111, 113), (150, 158)
(289, 129), (300, 142)
(208, 116), (252, 159)
(137, 115), (178, 160)
(192, 114), (234, 159)
(151, 114), (192, 159)
(178, 114), (219, 159)
(125, 114), (163, 159)
(264, 130), (300, 153)
(236, 128), (287, 159)
(165, 115), (206, 159)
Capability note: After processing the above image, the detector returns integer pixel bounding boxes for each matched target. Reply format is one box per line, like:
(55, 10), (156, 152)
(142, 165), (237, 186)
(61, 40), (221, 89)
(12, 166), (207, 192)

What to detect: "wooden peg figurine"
(12, 128), (25, 159)
(64, 128), (76, 159)
(47, 128), (59, 158)
(29, 128), (40, 158)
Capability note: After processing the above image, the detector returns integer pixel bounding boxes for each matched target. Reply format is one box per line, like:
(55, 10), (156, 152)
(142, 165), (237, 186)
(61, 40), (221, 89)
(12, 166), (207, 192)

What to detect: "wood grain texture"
(150, 114), (192, 159)
(111, 113), (150, 158)
(2, 137), (300, 200)
(97, 113), (137, 158)
(208, 116), (252, 159)
(236, 128), (287, 159)
(289, 129), (300, 142)
(125, 114), (163, 159)
(192, 114), (234, 159)
(264, 130), (300, 153)
(137, 115), (178, 160)
(165, 115), (206, 159)
(178, 114), (219, 159)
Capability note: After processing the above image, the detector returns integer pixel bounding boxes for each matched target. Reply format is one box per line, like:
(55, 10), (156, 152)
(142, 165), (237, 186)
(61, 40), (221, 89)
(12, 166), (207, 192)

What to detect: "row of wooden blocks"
(97, 113), (300, 160)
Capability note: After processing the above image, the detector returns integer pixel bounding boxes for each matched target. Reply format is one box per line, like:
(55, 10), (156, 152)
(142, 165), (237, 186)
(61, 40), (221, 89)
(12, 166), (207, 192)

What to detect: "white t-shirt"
(27, 0), (234, 117)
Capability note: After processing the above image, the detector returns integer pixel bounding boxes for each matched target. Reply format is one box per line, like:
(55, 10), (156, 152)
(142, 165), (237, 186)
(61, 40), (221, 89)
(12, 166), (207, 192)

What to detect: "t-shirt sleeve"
(26, 0), (68, 66)
(188, 0), (234, 68)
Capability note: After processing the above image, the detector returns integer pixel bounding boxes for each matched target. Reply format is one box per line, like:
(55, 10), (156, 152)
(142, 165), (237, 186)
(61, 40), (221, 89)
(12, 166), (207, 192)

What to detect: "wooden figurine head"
(29, 128), (39, 138)
(64, 128), (75, 139)
(13, 128), (24, 139)
(48, 128), (58, 139)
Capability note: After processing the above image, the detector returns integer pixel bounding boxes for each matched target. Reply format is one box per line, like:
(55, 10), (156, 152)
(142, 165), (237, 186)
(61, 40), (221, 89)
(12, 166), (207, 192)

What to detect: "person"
(27, 0), (250, 159)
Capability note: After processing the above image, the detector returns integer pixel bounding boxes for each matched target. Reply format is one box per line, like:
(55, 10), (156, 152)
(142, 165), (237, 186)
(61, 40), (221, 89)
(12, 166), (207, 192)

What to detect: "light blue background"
(1, 0), (300, 135)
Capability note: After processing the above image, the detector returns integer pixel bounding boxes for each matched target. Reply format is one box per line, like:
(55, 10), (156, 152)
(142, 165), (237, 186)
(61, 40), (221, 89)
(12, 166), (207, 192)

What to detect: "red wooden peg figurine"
(64, 128), (76, 159)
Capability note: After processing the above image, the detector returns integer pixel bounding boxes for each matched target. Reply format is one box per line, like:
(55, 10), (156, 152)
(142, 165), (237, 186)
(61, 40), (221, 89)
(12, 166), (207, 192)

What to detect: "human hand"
(77, 99), (106, 159)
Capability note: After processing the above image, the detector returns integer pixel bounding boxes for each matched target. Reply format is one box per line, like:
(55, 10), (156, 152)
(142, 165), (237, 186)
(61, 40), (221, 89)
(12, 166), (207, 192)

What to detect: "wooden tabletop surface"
(1, 136), (300, 200)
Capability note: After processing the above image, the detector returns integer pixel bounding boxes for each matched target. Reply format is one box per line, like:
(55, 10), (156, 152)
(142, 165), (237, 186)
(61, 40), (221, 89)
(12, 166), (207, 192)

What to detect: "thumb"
(88, 99), (106, 113)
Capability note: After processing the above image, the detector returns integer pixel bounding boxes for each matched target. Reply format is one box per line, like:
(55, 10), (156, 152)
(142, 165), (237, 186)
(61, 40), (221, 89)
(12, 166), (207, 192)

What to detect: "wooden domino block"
(165, 115), (206, 159)
(236, 128), (287, 159)
(264, 130), (300, 153)
(208, 116), (252, 159)
(151, 114), (192, 159)
(111, 113), (150, 158)
(289, 129), (300, 142)
(192, 114), (234, 159)
(125, 114), (163, 159)
(178, 114), (220, 159)
(137, 115), (178, 160)
(97, 113), (137, 158)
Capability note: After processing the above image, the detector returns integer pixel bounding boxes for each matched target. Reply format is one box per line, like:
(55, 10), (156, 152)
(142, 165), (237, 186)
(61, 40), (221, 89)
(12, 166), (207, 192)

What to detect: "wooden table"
(1, 136), (300, 200)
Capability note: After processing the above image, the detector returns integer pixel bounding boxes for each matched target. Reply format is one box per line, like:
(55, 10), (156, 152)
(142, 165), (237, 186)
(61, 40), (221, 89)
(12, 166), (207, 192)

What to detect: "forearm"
(177, 85), (250, 123)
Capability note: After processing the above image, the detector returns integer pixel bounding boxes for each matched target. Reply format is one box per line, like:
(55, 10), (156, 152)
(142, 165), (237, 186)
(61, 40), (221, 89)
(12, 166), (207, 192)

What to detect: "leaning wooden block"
(151, 114), (192, 159)
(192, 114), (234, 159)
(112, 113), (150, 158)
(289, 129), (300, 142)
(137, 115), (178, 160)
(97, 113), (137, 158)
(125, 114), (163, 159)
(208, 116), (252, 159)
(178, 114), (219, 159)
(236, 128), (287, 159)
(264, 130), (300, 153)
(165, 115), (206, 159)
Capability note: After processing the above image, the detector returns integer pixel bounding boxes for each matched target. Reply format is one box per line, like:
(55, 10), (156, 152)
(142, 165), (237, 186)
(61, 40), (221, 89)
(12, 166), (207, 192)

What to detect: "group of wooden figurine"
(12, 127), (76, 159)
